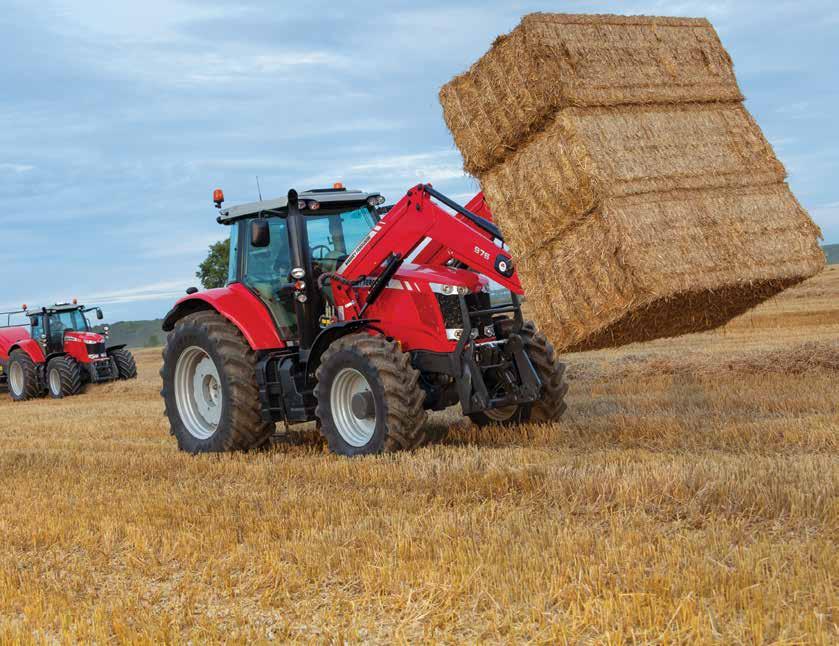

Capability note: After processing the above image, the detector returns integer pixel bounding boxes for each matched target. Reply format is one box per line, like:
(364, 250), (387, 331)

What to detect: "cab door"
(240, 217), (298, 339)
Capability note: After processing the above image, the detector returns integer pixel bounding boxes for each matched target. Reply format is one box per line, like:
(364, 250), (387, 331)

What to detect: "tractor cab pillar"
(286, 189), (320, 350)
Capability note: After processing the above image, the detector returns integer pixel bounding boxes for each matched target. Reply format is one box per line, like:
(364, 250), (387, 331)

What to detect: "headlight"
(291, 267), (305, 279)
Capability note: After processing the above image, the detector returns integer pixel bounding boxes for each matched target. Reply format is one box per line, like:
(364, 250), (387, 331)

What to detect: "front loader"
(160, 184), (568, 456)
(0, 302), (137, 400)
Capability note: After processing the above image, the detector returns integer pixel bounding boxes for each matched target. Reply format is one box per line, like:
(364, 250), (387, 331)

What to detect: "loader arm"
(337, 184), (523, 293)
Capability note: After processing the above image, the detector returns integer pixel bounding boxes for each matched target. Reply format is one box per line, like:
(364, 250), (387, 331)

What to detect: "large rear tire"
(7, 350), (41, 401)
(47, 356), (82, 399)
(110, 348), (138, 380)
(315, 333), (428, 456)
(160, 311), (273, 453)
(468, 320), (568, 426)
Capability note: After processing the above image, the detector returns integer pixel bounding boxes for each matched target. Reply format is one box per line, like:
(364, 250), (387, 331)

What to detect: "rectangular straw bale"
(520, 184), (825, 352)
(478, 102), (786, 254)
(440, 13), (743, 174)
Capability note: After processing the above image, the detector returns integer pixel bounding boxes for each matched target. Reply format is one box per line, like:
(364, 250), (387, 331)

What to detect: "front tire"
(468, 403), (531, 428)
(110, 348), (137, 380)
(160, 311), (273, 453)
(468, 320), (568, 427)
(315, 334), (428, 456)
(7, 350), (42, 401)
(47, 356), (82, 399)
(522, 321), (569, 422)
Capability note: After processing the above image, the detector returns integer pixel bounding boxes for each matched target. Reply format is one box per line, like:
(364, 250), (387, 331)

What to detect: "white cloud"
(348, 150), (465, 182)
(0, 163), (34, 174)
(86, 279), (195, 305)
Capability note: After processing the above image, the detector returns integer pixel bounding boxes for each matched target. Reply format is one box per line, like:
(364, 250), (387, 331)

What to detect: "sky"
(1, 0), (837, 322)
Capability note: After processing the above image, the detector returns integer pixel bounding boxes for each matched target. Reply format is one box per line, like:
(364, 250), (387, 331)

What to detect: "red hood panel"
(64, 331), (106, 343)
(394, 263), (486, 291)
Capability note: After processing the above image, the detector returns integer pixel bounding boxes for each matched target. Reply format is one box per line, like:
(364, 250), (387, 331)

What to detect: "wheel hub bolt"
(350, 391), (375, 419)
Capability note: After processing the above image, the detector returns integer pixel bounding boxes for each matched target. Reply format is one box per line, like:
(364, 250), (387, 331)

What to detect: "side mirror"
(96, 308), (104, 320)
(251, 219), (270, 248)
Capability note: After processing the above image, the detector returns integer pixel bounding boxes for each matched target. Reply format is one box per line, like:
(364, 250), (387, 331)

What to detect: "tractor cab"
(29, 303), (104, 354)
(217, 185), (385, 341)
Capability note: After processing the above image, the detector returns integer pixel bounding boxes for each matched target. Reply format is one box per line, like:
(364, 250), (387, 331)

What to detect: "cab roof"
(29, 303), (84, 315)
(217, 187), (382, 224)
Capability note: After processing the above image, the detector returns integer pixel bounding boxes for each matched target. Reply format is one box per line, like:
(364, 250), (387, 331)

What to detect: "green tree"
(196, 239), (230, 289)
(146, 334), (161, 348)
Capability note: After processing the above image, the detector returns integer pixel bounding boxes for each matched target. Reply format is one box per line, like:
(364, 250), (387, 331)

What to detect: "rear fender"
(8, 339), (46, 364)
(162, 284), (285, 351)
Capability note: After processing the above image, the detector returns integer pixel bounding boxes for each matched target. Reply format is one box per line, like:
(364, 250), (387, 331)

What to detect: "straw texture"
(439, 13), (824, 352)
(479, 102), (786, 254)
(440, 13), (743, 174)
(520, 184), (824, 352)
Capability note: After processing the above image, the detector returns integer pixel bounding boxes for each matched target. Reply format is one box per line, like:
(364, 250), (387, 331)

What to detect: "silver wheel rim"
(330, 367), (376, 447)
(9, 362), (24, 397)
(174, 346), (222, 440)
(49, 368), (61, 396)
(484, 405), (518, 422)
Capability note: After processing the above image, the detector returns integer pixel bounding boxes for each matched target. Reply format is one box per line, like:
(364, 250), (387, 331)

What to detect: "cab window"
(242, 218), (296, 338)
(226, 222), (239, 284)
(31, 315), (44, 340)
(306, 206), (376, 272)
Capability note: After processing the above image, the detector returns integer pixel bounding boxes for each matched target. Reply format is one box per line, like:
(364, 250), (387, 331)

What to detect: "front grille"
(435, 293), (463, 329)
(465, 291), (494, 333)
(87, 342), (106, 356)
(435, 290), (498, 339)
(93, 359), (114, 380)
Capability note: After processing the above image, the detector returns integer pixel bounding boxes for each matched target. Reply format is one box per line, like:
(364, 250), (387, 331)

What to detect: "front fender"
(106, 344), (126, 352)
(162, 283), (285, 351)
(303, 319), (380, 386)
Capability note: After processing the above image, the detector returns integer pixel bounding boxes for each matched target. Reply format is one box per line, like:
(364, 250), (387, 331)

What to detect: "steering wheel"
(310, 244), (331, 260)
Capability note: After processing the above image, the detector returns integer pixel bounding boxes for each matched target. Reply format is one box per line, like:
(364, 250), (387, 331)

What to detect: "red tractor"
(0, 302), (137, 400)
(161, 184), (568, 456)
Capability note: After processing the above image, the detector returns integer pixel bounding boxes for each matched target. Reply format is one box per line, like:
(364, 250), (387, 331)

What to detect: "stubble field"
(1, 267), (837, 643)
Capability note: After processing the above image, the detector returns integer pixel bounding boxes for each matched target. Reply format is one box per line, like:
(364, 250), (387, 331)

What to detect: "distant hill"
(93, 319), (164, 349)
(824, 244), (839, 265)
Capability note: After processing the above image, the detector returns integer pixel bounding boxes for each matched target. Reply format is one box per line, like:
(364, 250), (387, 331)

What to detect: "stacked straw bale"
(440, 13), (824, 352)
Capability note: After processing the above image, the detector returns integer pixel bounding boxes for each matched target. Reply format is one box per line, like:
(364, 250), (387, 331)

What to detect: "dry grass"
(1, 267), (837, 643)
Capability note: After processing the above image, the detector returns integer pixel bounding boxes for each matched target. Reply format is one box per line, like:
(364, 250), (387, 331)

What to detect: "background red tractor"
(0, 302), (137, 400)
(161, 184), (568, 456)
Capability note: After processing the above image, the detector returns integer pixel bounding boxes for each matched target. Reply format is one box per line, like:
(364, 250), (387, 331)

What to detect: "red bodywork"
(62, 331), (110, 364)
(330, 186), (522, 352)
(166, 284), (286, 350)
(165, 187), (519, 354)
(0, 326), (108, 365)
(0, 327), (43, 363)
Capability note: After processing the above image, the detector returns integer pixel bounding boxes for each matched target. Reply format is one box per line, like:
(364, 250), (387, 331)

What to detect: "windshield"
(306, 206), (377, 271)
(48, 309), (90, 333)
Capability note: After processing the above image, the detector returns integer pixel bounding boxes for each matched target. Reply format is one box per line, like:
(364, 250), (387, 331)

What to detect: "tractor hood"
(394, 263), (487, 293)
(64, 330), (106, 344)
